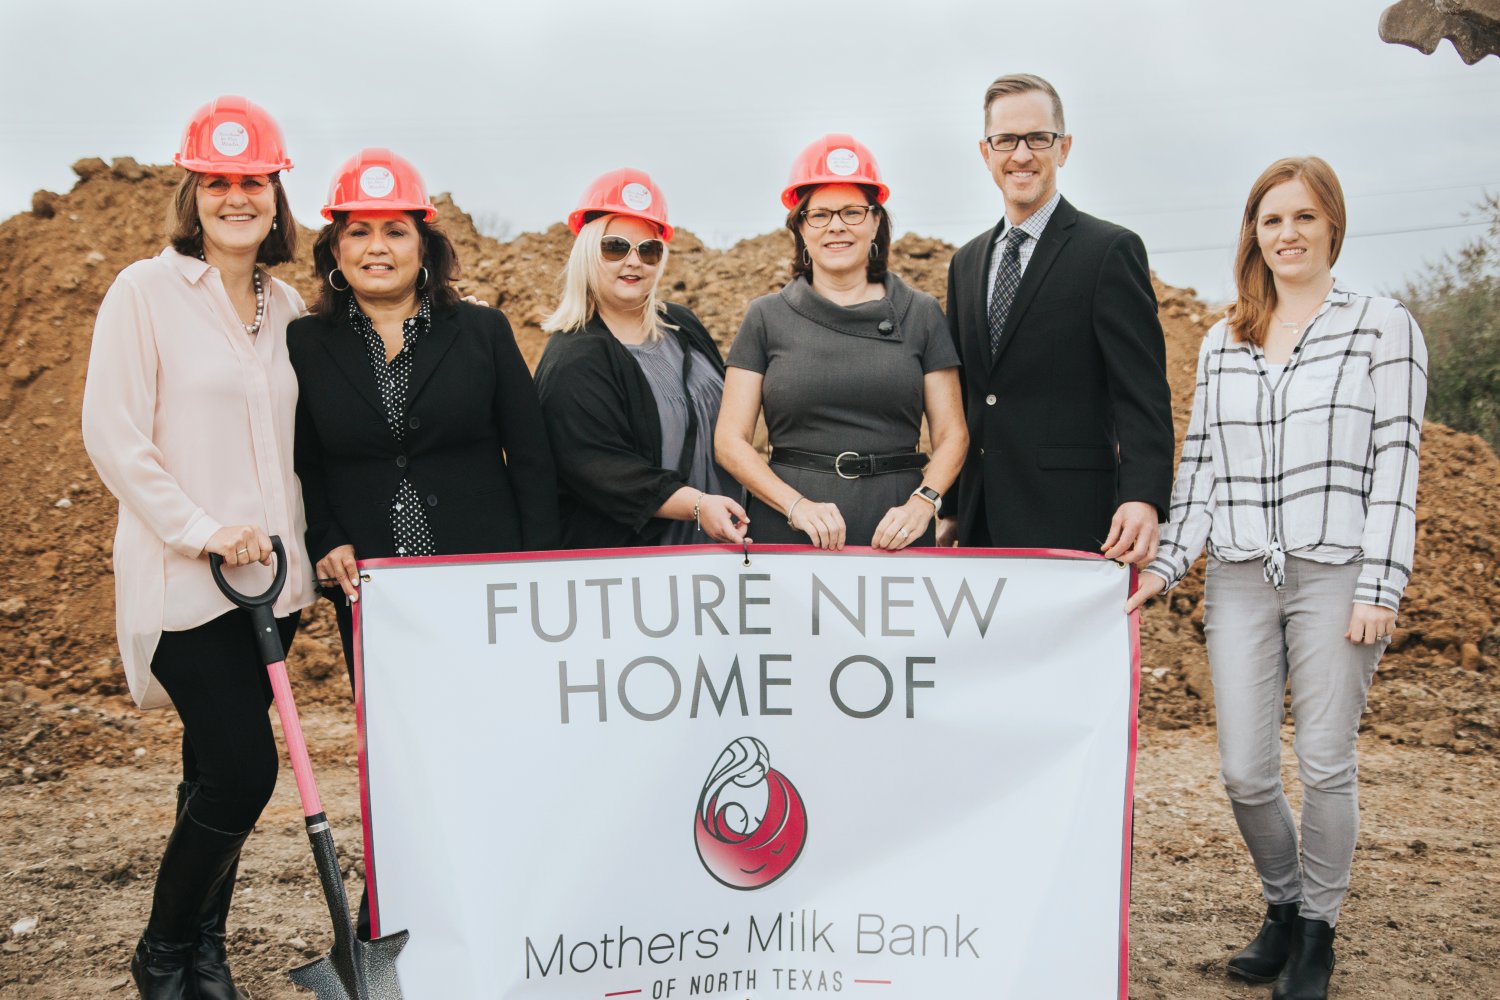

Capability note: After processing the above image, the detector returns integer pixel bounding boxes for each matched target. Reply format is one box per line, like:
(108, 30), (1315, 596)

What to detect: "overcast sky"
(3, 0), (1498, 302)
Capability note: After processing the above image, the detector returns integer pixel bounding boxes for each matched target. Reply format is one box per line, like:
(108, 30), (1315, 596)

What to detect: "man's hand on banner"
(1101, 501), (1161, 565)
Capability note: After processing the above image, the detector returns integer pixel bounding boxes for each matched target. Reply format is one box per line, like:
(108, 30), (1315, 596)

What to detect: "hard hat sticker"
(211, 122), (250, 158)
(360, 166), (396, 199)
(825, 148), (859, 176)
(620, 182), (653, 211)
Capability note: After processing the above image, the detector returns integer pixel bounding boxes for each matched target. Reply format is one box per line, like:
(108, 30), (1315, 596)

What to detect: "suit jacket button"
(985, 394), (997, 405)
(408, 415), (421, 429)
(395, 455), (408, 469)
(426, 494), (438, 507)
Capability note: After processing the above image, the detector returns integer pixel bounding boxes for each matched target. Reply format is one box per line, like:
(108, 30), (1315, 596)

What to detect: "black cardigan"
(289, 300), (560, 563)
(533, 302), (725, 549)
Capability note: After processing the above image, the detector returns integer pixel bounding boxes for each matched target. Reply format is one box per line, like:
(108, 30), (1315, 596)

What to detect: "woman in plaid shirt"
(1128, 157), (1427, 1000)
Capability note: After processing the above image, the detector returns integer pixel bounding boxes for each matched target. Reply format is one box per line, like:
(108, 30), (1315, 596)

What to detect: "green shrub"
(1397, 194), (1500, 451)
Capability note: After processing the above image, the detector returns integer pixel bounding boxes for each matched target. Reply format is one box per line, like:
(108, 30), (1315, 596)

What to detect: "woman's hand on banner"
(790, 500), (846, 550)
(316, 544), (361, 602)
(699, 494), (751, 545)
(872, 497), (936, 550)
(1124, 570), (1167, 614)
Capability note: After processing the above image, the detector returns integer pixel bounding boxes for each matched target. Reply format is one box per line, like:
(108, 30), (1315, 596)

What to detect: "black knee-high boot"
(172, 783), (247, 1000)
(132, 806), (250, 1000)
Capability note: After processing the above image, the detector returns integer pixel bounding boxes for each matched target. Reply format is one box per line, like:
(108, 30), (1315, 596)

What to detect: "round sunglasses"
(600, 235), (665, 265)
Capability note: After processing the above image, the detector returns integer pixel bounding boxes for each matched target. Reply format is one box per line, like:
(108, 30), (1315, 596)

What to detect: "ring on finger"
(898, 527), (910, 538)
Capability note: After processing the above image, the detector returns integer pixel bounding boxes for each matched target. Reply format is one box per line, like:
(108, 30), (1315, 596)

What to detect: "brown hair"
(166, 170), (297, 265)
(309, 212), (462, 322)
(982, 73), (1066, 133)
(1226, 156), (1346, 346)
(785, 185), (891, 286)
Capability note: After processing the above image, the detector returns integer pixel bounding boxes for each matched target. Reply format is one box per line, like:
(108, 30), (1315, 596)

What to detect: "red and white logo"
(694, 737), (807, 890)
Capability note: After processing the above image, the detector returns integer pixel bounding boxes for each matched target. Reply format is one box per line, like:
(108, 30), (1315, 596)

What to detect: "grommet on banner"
(360, 573), (372, 582)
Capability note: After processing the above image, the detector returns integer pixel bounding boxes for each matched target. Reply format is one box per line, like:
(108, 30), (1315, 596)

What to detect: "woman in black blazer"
(535, 168), (747, 549)
(289, 148), (559, 673)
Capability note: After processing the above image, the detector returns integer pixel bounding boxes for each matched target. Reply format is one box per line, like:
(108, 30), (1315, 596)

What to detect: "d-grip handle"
(209, 535), (289, 666)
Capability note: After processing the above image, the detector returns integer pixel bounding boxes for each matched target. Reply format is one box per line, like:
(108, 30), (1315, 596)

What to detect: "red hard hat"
(568, 168), (673, 242)
(780, 133), (889, 210)
(174, 95), (293, 175)
(321, 148), (436, 222)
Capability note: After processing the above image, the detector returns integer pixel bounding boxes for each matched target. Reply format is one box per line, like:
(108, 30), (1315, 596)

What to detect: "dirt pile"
(1, 161), (1496, 762)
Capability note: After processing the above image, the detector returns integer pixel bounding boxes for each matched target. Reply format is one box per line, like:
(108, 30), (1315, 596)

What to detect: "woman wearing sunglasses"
(290, 148), (559, 675)
(536, 168), (748, 548)
(715, 134), (967, 550)
(82, 95), (314, 1000)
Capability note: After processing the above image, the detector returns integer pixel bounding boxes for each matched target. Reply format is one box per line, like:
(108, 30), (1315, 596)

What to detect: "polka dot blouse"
(348, 297), (436, 558)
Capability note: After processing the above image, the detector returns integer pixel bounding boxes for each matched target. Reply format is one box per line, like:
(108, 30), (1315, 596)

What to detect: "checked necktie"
(988, 226), (1029, 359)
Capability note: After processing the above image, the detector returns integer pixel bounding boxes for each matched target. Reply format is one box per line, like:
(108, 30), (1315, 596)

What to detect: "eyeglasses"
(983, 131), (1067, 152)
(801, 205), (879, 228)
(198, 175), (273, 196)
(600, 235), (665, 265)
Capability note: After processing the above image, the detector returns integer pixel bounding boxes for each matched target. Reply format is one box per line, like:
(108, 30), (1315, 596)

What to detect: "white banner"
(354, 546), (1139, 999)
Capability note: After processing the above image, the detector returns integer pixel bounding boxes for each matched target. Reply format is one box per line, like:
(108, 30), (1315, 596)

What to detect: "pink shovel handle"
(266, 659), (323, 817)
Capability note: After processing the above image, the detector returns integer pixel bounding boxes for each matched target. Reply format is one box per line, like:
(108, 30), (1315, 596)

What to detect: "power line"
(1149, 219), (1493, 256)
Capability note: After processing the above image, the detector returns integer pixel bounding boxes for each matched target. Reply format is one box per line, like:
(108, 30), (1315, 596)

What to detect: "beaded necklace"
(243, 269), (265, 336)
(199, 250), (265, 336)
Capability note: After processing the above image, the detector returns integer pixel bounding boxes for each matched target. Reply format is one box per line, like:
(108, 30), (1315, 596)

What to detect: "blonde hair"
(542, 214), (672, 338)
(1226, 156), (1346, 346)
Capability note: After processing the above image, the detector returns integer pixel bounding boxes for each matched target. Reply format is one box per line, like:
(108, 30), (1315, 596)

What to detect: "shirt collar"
(348, 295), (433, 333)
(996, 191), (1062, 244)
(161, 245), (212, 284)
(1326, 279), (1356, 306)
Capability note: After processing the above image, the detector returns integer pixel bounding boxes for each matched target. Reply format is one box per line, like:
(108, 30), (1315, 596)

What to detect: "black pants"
(151, 609), (300, 834)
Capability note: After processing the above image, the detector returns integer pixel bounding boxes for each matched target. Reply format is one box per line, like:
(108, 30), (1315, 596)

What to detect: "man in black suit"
(937, 73), (1173, 564)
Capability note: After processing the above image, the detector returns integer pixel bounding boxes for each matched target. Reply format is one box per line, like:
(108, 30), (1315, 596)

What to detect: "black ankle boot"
(1227, 900), (1299, 982)
(134, 808), (251, 1000)
(1273, 916), (1336, 1000)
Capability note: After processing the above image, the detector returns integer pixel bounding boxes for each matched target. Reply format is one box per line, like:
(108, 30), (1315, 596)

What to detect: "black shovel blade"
(288, 930), (410, 999)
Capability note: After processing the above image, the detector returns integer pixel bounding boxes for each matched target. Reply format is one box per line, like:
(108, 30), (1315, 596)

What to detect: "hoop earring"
(868, 242), (879, 259)
(416, 266), (430, 290)
(327, 269), (350, 292)
(801, 248), (810, 267)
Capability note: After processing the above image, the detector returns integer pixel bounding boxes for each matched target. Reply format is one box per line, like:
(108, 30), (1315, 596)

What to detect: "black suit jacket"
(288, 300), (560, 565)
(944, 197), (1173, 551)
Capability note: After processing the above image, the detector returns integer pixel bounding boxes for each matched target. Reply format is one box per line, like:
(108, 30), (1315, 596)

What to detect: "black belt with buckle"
(771, 448), (929, 479)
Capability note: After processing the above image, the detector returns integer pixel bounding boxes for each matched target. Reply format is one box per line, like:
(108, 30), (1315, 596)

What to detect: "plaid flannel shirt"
(1146, 283), (1427, 611)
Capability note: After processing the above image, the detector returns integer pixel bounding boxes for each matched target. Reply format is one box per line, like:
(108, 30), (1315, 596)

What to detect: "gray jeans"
(1203, 556), (1386, 925)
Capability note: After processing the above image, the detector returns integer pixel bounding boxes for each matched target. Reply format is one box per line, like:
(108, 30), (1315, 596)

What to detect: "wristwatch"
(911, 486), (942, 513)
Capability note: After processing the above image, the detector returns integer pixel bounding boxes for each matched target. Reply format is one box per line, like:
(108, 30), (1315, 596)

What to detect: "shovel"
(210, 536), (409, 999)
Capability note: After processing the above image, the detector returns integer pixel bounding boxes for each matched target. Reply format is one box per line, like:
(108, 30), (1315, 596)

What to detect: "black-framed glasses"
(801, 205), (879, 228)
(198, 174), (273, 196)
(983, 131), (1066, 152)
(600, 235), (665, 265)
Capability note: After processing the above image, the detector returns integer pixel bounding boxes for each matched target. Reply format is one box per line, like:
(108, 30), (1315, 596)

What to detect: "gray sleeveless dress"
(725, 273), (958, 546)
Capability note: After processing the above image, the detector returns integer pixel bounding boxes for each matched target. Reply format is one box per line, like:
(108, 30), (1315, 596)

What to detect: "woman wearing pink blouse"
(81, 96), (314, 1000)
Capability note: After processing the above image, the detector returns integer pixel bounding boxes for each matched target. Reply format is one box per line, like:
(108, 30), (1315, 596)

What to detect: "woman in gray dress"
(716, 134), (966, 549)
